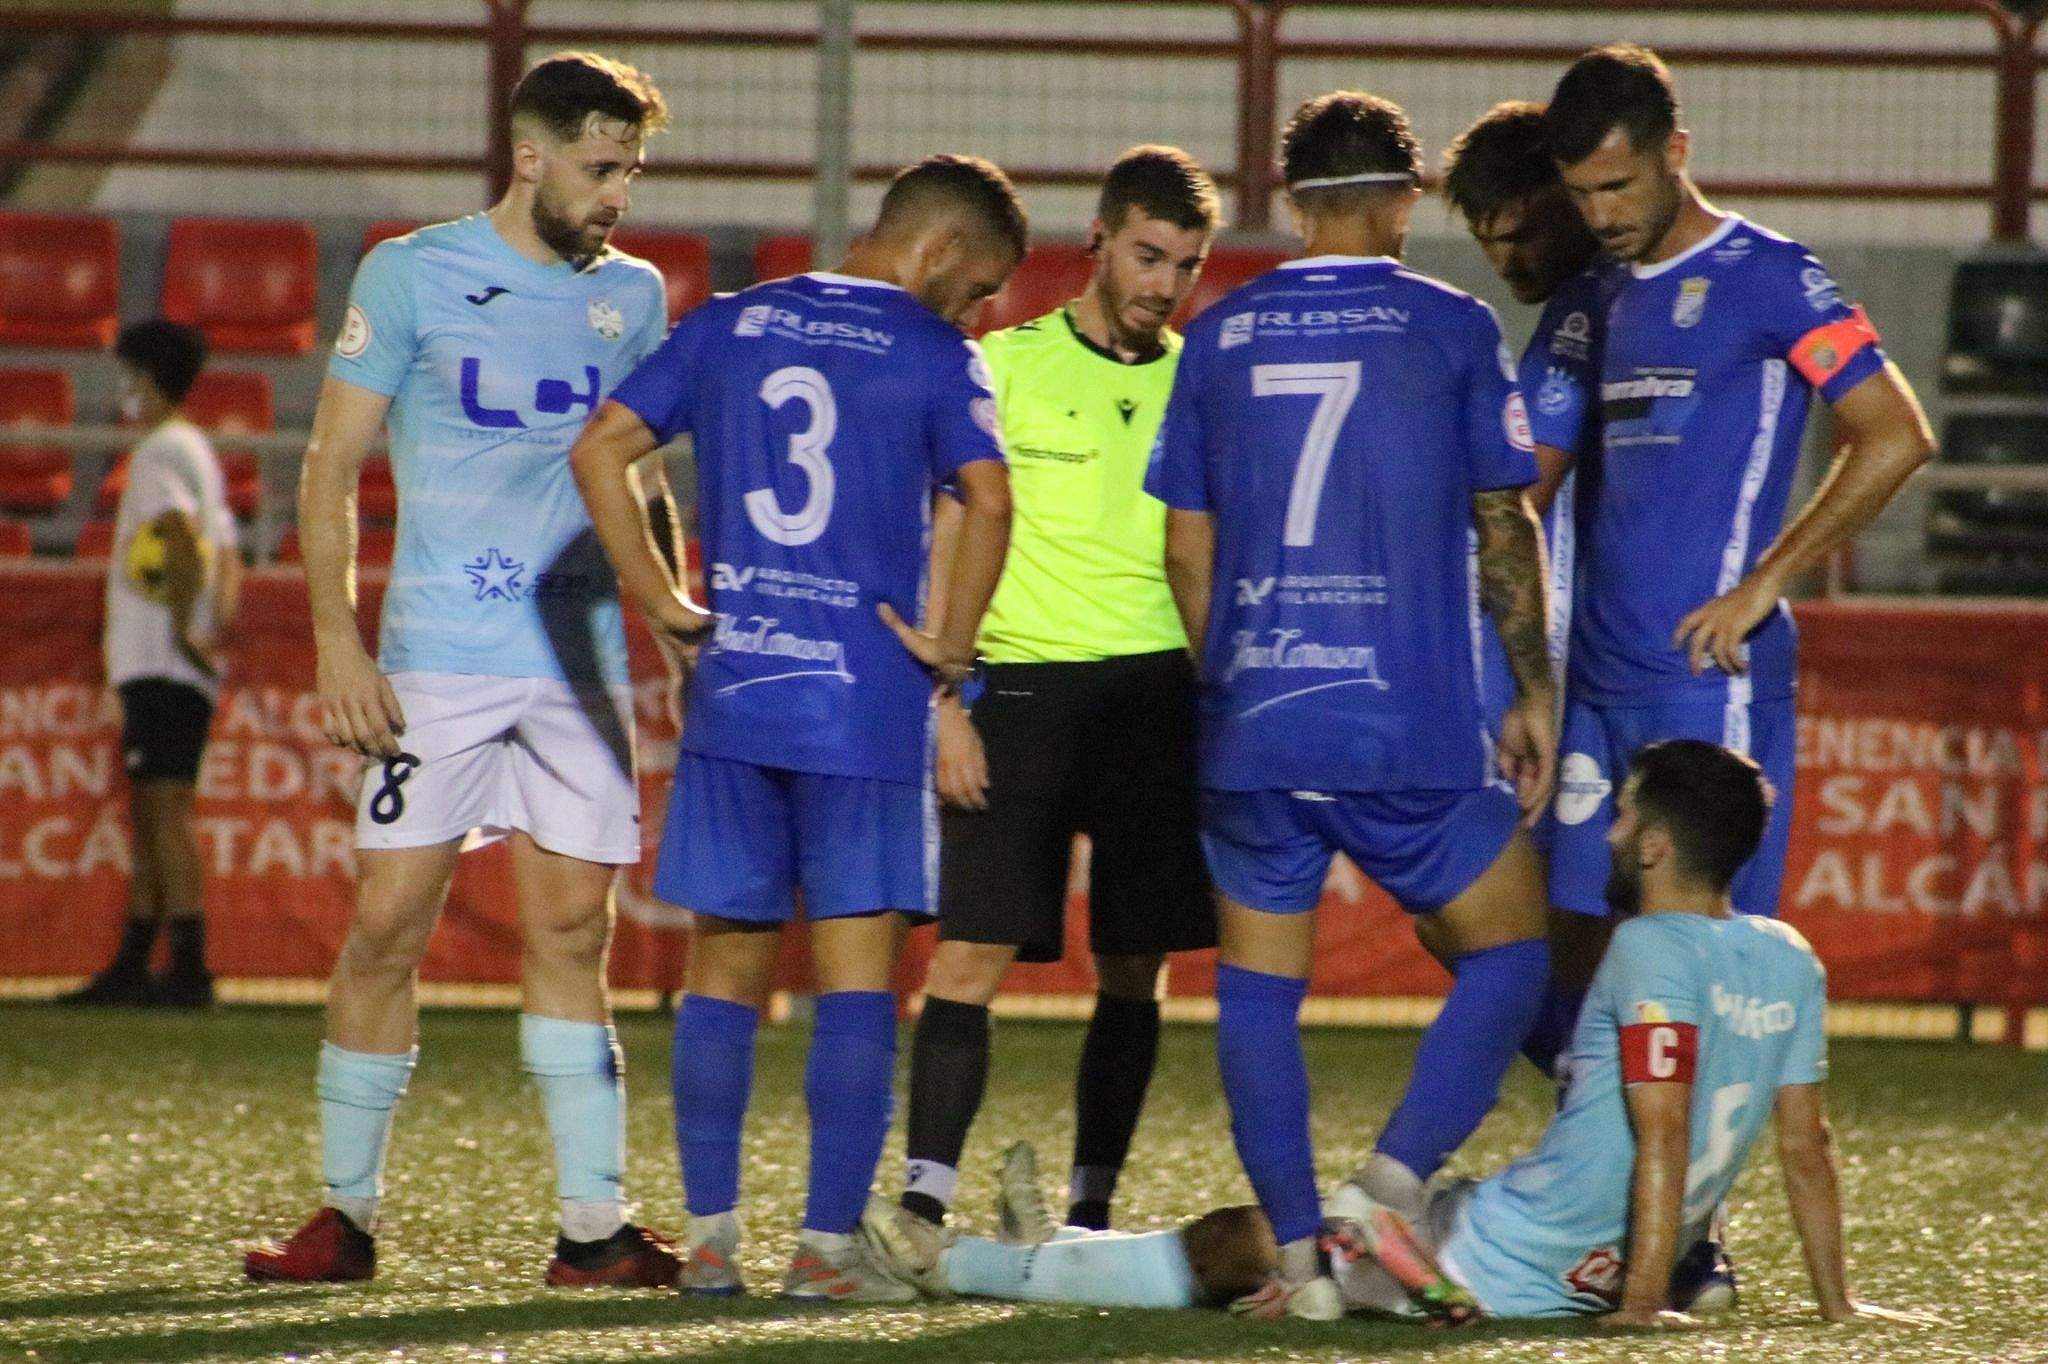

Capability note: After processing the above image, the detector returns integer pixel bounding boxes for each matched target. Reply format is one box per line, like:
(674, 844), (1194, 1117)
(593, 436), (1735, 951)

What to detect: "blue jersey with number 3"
(1144, 256), (1537, 794)
(1442, 912), (1828, 1317)
(610, 272), (1006, 786)
(328, 214), (669, 686)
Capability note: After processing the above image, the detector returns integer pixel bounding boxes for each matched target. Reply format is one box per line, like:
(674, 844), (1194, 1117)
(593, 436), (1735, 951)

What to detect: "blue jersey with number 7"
(609, 272), (1007, 786)
(1144, 255), (1537, 794)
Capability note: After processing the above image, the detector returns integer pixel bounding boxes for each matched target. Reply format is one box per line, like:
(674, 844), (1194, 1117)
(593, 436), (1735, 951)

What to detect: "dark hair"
(1442, 101), (1558, 224)
(875, 153), (1029, 259)
(1544, 43), (1678, 165)
(1280, 91), (1421, 207)
(1629, 739), (1773, 892)
(1097, 145), (1220, 235)
(509, 51), (669, 141)
(114, 319), (207, 405)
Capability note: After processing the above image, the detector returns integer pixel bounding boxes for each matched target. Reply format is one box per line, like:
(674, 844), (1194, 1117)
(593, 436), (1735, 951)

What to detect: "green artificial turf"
(2, 1004), (2042, 1362)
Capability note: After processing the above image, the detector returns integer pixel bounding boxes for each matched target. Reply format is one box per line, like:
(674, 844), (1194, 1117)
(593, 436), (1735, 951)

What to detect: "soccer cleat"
(544, 1223), (681, 1288)
(1324, 1181), (1478, 1324)
(995, 1141), (1057, 1246)
(677, 1214), (746, 1298)
(781, 1232), (918, 1304)
(56, 966), (155, 1008)
(155, 969), (216, 1010)
(859, 1195), (953, 1298)
(244, 1207), (376, 1283)
(1670, 1238), (1738, 1315)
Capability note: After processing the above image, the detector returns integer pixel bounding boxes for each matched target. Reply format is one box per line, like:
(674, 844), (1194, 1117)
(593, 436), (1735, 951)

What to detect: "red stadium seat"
(161, 217), (318, 355)
(610, 229), (713, 323)
(74, 518), (114, 558)
(276, 524), (394, 567)
(1179, 245), (1292, 325)
(0, 212), (120, 349)
(0, 367), (75, 512)
(359, 457), (397, 521)
(977, 243), (1094, 335)
(752, 234), (813, 283)
(95, 371), (271, 517)
(0, 518), (31, 558)
(361, 219), (427, 255)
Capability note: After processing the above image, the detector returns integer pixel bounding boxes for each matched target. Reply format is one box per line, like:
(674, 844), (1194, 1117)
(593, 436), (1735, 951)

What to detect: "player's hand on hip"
(935, 695), (990, 810)
(315, 636), (407, 758)
(876, 602), (974, 689)
(1500, 688), (1558, 825)
(1673, 575), (1779, 677)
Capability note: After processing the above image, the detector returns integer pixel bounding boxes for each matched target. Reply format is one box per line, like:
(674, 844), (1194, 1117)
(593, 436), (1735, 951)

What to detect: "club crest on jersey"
(1537, 368), (1575, 417)
(336, 304), (371, 359)
(587, 298), (624, 342)
(1672, 277), (1710, 329)
(1219, 310), (1255, 350)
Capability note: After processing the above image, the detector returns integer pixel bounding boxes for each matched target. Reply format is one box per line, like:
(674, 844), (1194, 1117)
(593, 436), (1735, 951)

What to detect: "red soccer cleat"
(244, 1207), (376, 1283)
(544, 1223), (683, 1288)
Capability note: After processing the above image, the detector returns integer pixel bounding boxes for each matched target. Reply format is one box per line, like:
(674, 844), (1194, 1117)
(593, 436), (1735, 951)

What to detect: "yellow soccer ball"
(124, 517), (212, 604)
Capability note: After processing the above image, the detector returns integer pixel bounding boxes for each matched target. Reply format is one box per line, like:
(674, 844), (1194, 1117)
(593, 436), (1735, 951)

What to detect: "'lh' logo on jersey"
(459, 358), (600, 429)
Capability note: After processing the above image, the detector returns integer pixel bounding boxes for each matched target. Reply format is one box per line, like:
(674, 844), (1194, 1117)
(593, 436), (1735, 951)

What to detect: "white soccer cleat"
(782, 1226), (919, 1304)
(857, 1195), (954, 1299)
(677, 1211), (745, 1298)
(995, 1141), (1057, 1246)
(1323, 1180), (1478, 1324)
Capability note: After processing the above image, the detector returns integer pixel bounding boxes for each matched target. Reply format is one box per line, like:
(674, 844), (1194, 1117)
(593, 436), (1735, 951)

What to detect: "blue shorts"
(1199, 785), (1522, 914)
(655, 752), (937, 922)
(1548, 693), (1795, 918)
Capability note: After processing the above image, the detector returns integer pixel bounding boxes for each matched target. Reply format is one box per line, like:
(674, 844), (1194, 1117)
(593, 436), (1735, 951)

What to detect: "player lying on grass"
(1331, 740), (1926, 1327)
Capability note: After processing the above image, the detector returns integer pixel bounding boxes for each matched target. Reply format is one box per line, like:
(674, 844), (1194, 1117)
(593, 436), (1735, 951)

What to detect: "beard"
(1097, 266), (1171, 354)
(532, 189), (611, 265)
(1620, 176), (1684, 263)
(1604, 845), (1644, 919)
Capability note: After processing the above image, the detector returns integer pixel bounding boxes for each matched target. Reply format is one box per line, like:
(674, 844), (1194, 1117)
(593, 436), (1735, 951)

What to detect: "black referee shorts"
(118, 677), (214, 784)
(939, 648), (1216, 964)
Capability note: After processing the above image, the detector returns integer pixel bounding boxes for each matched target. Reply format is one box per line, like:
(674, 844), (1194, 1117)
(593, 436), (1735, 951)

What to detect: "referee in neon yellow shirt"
(897, 148), (1220, 1237)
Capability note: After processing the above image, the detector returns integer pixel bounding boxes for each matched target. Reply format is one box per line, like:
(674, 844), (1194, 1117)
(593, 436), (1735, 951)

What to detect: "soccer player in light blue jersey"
(1333, 741), (1922, 1332)
(247, 54), (684, 1289)
(1444, 100), (1621, 1081)
(569, 154), (1020, 1302)
(1539, 46), (1933, 930)
(1146, 91), (1559, 1319)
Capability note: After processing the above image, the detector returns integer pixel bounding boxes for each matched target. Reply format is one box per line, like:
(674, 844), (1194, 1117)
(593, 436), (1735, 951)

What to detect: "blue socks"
(318, 1041), (416, 1229)
(803, 990), (898, 1236)
(520, 1014), (627, 1241)
(1520, 982), (1589, 1080)
(1377, 937), (1549, 1182)
(673, 994), (760, 1217)
(1215, 964), (1320, 1246)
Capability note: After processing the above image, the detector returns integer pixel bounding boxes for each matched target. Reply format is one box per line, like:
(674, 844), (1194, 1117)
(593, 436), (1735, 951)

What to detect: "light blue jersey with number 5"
(329, 213), (668, 685)
(1440, 912), (1828, 1317)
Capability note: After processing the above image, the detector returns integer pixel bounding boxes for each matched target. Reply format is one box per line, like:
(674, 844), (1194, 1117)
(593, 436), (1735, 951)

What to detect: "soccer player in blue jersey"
(1444, 101), (1619, 1080)
(1334, 741), (1922, 1331)
(1146, 91), (1558, 1319)
(568, 154), (1021, 1302)
(245, 54), (683, 1289)
(1539, 45), (1934, 934)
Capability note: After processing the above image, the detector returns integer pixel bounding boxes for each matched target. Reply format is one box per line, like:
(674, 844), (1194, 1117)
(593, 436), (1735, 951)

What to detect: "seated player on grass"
(1328, 740), (1930, 1329)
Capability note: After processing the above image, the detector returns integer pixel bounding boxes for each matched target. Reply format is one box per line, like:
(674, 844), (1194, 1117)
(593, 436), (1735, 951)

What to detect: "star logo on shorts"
(464, 548), (527, 602)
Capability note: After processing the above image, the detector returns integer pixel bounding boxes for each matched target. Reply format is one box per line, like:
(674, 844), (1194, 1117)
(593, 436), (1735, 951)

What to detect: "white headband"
(1288, 170), (1418, 190)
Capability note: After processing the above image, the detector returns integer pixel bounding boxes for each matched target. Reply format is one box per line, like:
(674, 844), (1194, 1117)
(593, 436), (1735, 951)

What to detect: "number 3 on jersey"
(745, 365), (837, 546)
(1251, 362), (1361, 547)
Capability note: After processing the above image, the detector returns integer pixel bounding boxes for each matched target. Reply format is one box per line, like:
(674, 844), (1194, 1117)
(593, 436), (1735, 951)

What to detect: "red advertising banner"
(3, 565), (2044, 1005)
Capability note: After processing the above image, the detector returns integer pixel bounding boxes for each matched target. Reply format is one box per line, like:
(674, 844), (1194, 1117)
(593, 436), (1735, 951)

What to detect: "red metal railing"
(0, 0), (2041, 234)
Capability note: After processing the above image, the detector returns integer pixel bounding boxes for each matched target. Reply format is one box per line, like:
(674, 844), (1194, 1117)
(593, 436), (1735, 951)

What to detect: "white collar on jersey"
(1629, 213), (1741, 280)
(801, 270), (905, 292)
(1274, 254), (1398, 270)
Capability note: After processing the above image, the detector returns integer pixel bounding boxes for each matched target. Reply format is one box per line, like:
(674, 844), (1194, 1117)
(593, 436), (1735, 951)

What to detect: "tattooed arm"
(1473, 487), (1557, 822)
